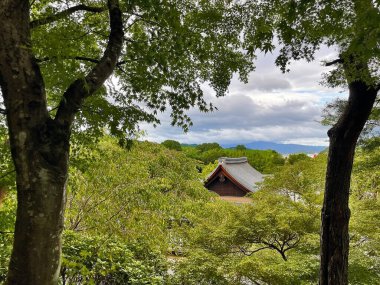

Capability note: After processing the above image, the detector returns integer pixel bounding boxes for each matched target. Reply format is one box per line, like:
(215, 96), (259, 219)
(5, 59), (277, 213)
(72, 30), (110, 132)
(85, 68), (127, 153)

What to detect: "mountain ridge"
(221, 141), (327, 154)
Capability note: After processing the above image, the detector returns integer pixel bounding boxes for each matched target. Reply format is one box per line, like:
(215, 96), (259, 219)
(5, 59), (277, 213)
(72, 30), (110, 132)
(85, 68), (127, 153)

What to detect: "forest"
(1, 132), (379, 284)
(0, 0), (379, 284)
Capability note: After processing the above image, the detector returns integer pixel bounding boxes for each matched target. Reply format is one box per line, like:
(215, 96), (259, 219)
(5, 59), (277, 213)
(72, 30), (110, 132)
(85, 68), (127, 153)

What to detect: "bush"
(61, 231), (167, 285)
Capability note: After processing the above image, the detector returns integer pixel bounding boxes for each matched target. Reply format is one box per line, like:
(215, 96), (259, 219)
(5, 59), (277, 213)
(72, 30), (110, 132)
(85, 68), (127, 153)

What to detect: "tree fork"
(319, 79), (378, 285)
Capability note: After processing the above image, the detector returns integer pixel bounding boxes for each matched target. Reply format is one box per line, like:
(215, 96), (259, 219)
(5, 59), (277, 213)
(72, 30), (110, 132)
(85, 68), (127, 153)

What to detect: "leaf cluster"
(30, 0), (255, 138)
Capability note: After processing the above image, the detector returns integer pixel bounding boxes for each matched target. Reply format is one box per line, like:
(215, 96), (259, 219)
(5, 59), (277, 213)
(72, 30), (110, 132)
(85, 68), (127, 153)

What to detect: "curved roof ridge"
(218, 157), (248, 164)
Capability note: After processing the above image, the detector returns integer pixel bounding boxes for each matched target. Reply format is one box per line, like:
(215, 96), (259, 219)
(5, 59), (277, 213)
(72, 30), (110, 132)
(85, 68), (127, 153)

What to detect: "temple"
(205, 157), (263, 196)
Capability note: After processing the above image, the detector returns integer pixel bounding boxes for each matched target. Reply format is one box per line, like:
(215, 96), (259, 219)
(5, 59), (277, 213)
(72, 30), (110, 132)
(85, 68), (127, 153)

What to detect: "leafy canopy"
(25, 0), (255, 141)
(241, 0), (380, 86)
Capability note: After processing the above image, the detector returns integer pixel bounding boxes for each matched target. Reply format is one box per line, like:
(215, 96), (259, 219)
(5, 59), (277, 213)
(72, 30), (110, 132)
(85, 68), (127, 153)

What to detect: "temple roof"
(206, 157), (264, 192)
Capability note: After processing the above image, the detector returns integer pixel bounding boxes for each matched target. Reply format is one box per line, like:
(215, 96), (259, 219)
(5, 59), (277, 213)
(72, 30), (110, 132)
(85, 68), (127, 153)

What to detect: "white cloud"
(140, 46), (346, 146)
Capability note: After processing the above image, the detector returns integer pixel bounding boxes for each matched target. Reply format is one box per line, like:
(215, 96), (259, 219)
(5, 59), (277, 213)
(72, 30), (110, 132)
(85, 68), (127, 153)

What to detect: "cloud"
(141, 90), (330, 146)
(140, 45), (345, 146)
(233, 76), (292, 92)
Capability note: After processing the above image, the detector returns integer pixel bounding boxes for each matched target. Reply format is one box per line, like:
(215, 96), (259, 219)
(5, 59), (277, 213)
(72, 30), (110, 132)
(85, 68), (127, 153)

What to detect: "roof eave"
(205, 166), (252, 193)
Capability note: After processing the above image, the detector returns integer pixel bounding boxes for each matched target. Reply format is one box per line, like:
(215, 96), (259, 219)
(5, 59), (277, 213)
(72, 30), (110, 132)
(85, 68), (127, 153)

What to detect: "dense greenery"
(170, 151), (380, 284)
(161, 140), (182, 151)
(0, 125), (14, 189)
(183, 143), (285, 174)
(1, 135), (379, 284)
(25, 0), (256, 137)
(1, 1), (378, 283)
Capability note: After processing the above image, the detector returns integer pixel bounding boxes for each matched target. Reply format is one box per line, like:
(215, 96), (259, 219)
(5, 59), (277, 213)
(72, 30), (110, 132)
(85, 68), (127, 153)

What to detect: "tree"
(241, 1), (380, 283)
(287, 153), (311, 165)
(161, 139), (182, 151)
(235, 144), (247, 150)
(0, 1), (253, 284)
(195, 142), (223, 152)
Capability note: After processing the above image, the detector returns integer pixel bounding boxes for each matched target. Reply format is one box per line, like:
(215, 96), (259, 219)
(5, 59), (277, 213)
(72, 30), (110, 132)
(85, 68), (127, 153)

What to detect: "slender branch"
(0, 108), (5, 115)
(0, 231), (14, 235)
(30, 4), (107, 29)
(325, 58), (343, 66)
(231, 245), (272, 256)
(0, 169), (15, 180)
(128, 12), (163, 27)
(37, 56), (136, 67)
(37, 56), (100, 64)
(54, 0), (124, 127)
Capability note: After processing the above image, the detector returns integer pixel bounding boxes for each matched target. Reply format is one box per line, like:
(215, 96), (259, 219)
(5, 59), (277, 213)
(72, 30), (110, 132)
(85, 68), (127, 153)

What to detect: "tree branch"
(54, 0), (124, 127)
(231, 245), (272, 256)
(30, 4), (107, 29)
(325, 58), (343, 66)
(0, 169), (16, 180)
(0, 108), (6, 115)
(37, 56), (100, 64)
(37, 56), (135, 67)
(0, 231), (14, 235)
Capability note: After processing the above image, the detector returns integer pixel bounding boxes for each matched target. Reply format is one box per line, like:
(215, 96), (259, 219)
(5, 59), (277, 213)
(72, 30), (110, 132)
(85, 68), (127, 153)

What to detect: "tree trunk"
(0, 1), (123, 283)
(0, 1), (70, 284)
(319, 80), (378, 285)
(6, 130), (69, 285)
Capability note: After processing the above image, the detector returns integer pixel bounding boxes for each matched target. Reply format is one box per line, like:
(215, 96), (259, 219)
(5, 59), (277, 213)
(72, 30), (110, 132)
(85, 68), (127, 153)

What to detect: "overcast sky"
(140, 46), (346, 146)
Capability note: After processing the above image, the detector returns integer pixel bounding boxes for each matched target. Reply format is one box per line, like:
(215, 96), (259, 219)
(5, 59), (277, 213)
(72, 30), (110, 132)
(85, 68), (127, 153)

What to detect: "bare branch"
(325, 58), (343, 66)
(30, 4), (107, 29)
(54, 0), (124, 127)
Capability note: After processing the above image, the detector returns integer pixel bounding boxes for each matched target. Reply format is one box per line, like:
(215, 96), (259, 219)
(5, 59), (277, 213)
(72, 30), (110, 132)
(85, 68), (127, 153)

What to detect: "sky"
(140, 46), (346, 147)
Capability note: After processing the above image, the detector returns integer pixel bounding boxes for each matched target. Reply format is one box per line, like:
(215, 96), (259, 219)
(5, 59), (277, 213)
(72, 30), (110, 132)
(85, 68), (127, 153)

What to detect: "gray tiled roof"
(209, 157), (264, 192)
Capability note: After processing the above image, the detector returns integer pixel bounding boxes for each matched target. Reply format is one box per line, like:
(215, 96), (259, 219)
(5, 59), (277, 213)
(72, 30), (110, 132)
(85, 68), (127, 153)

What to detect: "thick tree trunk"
(6, 131), (69, 285)
(0, 1), (70, 284)
(0, 1), (123, 283)
(319, 80), (378, 285)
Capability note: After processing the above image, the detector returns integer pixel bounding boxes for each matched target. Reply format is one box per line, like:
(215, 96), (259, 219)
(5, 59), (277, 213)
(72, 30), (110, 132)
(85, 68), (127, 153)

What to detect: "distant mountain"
(222, 141), (327, 155)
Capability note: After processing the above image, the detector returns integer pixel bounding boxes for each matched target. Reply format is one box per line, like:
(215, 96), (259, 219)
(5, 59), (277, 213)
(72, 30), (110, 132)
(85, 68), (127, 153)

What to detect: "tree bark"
(6, 125), (70, 285)
(0, 0), (123, 284)
(0, 1), (69, 284)
(319, 79), (378, 284)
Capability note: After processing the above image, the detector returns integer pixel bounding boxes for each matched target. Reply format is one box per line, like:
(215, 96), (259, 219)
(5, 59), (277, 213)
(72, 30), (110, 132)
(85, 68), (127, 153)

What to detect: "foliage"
(61, 231), (167, 285)
(169, 150), (380, 284)
(0, 191), (16, 283)
(235, 144), (247, 151)
(66, 137), (212, 253)
(161, 140), (182, 151)
(0, 137), (380, 283)
(0, 125), (14, 189)
(241, 0), (380, 86)
(184, 145), (285, 173)
(348, 146), (380, 283)
(321, 96), (380, 144)
(29, 0), (255, 138)
(195, 143), (222, 152)
(287, 153), (311, 165)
